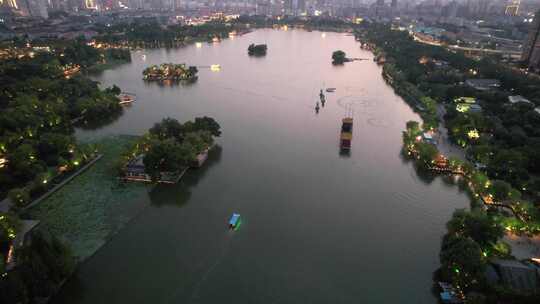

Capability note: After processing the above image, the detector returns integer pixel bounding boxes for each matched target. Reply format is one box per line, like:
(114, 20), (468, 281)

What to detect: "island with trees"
(247, 44), (267, 56)
(121, 117), (221, 183)
(142, 63), (198, 82)
(332, 50), (348, 65)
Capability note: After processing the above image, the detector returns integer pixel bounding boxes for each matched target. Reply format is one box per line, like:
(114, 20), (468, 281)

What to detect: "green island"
(119, 117), (221, 183)
(142, 63), (198, 82)
(357, 22), (540, 302)
(247, 43), (267, 56)
(332, 50), (348, 65)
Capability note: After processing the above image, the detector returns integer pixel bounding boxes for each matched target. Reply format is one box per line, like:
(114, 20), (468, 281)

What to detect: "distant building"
(422, 132), (437, 145)
(508, 95), (532, 104)
(465, 79), (501, 91)
(30, 0), (48, 18)
(522, 10), (540, 71)
(123, 154), (185, 184)
(391, 0), (397, 9)
(5, 220), (40, 271)
(469, 104), (483, 113)
(491, 259), (538, 292)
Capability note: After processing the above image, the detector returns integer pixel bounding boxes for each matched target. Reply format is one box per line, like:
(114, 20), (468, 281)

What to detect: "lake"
(54, 29), (469, 304)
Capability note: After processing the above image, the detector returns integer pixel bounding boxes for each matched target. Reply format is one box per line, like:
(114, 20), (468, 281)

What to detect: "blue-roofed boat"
(229, 213), (241, 229)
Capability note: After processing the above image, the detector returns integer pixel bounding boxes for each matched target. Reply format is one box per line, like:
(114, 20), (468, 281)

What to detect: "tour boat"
(229, 213), (241, 229)
(326, 88), (336, 93)
(340, 117), (353, 150)
(118, 93), (136, 105)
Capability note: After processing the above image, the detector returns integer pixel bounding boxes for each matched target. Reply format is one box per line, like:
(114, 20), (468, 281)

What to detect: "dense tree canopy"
(447, 209), (503, 247)
(332, 50), (347, 64)
(139, 117), (220, 181)
(0, 52), (123, 199)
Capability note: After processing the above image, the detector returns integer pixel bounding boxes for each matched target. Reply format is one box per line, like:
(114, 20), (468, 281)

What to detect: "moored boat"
(326, 88), (336, 93)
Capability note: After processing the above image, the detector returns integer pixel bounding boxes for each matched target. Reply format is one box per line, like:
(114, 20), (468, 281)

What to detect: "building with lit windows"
(522, 10), (540, 71)
(505, 0), (520, 16)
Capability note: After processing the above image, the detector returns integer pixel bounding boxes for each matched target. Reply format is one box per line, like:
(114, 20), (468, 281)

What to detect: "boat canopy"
(340, 133), (353, 140)
(229, 213), (241, 226)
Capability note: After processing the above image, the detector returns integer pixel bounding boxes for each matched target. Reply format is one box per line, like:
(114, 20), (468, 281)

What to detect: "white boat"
(118, 93), (136, 105)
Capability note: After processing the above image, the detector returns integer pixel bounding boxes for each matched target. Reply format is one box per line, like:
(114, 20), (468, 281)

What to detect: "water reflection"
(143, 78), (199, 88)
(400, 149), (470, 197)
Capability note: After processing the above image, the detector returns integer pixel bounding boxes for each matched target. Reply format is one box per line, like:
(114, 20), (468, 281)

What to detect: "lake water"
(54, 29), (469, 304)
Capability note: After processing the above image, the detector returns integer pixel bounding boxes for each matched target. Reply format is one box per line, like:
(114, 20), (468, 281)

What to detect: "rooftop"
(465, 79), (501, 91)
(492, 258), (538, 292)
(508, 95), (532, 104)
(454, 97), (476, 104)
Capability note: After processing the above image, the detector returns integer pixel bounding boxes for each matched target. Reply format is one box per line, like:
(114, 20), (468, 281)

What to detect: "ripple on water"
(336, 95), (378, 115)
(366, 117), (392, 128)
(344, 86), (367, 94)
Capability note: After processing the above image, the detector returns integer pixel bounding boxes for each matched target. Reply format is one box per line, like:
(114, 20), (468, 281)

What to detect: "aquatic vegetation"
(28, 136), (150, 260)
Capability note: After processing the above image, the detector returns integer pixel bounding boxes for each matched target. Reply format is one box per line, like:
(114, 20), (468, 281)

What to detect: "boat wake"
(163, 234), (233, 304)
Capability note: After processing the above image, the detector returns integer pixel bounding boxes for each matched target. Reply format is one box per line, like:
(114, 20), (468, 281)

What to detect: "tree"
(406, 120), (421, 134)
(188, 116), (221, 137)
(143, 139), (185, 181)
(0, 212), (21, 245)
(332, 50), (347, 64)
(471, 172), (489, 194)
(416, 142), (438, 164)
(37, 133), (74, 165)
(489, 180), (512, 202)
(8, 188), (30, 208)
(149, 118), (184, 142)
(446, 209), (503, 247)
(440, 234), (486, 288)
(184, 131), (213, 153)
(107, 85), (121, 95)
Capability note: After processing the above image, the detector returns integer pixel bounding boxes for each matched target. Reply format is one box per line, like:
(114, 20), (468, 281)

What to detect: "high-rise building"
(297, 0), (305, 13)
(3, 0), (20, 9)
(28, 0), (48, 18)
(391, 0), (397, 9)
(505, 0), (520, 16)
(522, 10), (540, 70)
(376, 0), (384, 6)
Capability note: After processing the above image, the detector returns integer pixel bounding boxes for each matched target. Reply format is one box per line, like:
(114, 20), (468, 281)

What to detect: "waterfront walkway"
(0, 154), (103, 213)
